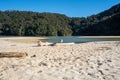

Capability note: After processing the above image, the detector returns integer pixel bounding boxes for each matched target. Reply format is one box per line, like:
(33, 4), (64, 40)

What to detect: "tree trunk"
(0, 52), (28, 58)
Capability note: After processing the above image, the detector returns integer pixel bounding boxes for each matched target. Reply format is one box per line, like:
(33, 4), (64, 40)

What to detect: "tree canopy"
(0, 3), (120, 36)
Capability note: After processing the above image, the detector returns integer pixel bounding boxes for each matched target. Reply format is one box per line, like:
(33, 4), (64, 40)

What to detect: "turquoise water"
(47, 36), (120, 43)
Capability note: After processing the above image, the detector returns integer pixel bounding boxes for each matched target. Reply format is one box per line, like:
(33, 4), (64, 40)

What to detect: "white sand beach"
(0, 38), (120, 80)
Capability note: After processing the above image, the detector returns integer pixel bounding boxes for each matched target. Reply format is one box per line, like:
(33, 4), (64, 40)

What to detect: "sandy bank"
(79, 36), (120, 38)
(0, 39), (120, 80)
(0, 37), (47, 43)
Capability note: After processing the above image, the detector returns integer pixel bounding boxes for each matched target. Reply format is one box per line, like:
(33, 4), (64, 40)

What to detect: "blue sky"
(0, 0), (120, 17)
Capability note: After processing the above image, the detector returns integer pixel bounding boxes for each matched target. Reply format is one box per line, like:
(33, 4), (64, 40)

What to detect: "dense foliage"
(0, 12), (72, 36)
(0, 3), (120, 36)
(70, 3), (120, 36)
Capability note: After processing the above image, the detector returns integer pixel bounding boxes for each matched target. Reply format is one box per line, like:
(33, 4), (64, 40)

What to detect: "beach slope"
(0, 38), (120, 80)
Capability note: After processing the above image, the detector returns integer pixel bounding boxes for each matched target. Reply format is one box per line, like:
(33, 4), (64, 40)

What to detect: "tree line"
(0, 3), (120, 36)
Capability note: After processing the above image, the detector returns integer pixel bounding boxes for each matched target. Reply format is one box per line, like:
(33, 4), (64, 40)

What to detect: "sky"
(0, 0), (120, 17)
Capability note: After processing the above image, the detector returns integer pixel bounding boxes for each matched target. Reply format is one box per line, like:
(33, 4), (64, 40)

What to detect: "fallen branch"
(0, 52), (28, 58)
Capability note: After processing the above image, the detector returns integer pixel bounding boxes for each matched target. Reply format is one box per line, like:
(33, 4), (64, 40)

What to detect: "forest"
(0, 3), (120, 36)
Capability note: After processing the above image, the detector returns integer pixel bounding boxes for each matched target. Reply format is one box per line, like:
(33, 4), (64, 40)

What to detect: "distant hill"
(0, 3), (120, 36)
(0, 11), (72, 36)
(70, 3), (120, 36)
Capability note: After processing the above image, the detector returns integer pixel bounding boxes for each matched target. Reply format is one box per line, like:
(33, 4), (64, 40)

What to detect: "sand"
(0, 38), (120, 80)
(0, 37), (47, 43)
(79, 36), (120, 38)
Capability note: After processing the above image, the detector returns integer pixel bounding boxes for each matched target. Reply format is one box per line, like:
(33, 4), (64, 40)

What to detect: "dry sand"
(79, 36), (120, 38)
(0, 38), (120, 80)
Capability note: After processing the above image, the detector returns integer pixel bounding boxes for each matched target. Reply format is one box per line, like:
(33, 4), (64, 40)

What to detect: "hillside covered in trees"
(0, 3), (120, 36)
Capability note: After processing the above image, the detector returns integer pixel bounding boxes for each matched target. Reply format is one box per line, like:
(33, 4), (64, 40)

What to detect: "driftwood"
(0, 52), (28, 58)
(37, 40), (56, 46)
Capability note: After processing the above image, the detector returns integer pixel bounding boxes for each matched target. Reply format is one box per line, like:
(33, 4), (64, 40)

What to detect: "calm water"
(47, 36), (120, 43)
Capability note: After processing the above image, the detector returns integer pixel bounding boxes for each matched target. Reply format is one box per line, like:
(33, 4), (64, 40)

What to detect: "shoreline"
(0, 36), (120, 44)
(0, 36), (47, 39)
(79, 36), (120, 38)
(0, 37), (48, 44)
